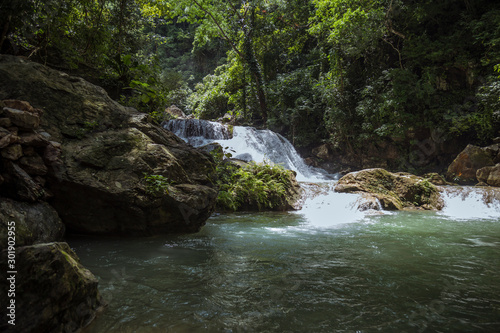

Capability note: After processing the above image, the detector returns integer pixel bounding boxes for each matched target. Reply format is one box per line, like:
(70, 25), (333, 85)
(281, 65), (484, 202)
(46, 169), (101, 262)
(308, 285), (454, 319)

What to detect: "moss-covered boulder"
(0, 55), (217, 235)
(0, 242), (103, 333)
(446, 144), (497, 184)
(335, 168), (443, 210)
(0, 197), (65, 248)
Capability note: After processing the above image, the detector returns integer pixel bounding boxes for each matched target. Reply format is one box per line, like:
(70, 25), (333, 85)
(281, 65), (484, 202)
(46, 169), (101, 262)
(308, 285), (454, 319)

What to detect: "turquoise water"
(72, 205), (500, 332)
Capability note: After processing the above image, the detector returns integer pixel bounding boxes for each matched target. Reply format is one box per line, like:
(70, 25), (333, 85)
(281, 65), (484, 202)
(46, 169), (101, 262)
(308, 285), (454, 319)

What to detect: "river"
(72, 196), (500, 332)
(71, 121), (500, 332)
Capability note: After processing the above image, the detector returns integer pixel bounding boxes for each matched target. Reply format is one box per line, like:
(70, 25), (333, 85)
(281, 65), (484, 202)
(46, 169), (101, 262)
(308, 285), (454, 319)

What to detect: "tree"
(166, 0), (270, 121)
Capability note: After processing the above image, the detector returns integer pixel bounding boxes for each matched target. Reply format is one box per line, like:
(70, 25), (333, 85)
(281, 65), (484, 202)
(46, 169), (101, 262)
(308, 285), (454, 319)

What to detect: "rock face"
(304, 127), (462, 175)
(0, 198), (65, 248)
(0, 55), (217, 235)
(477, 164), (500, 187)
(446, 144), (498, 184)
(0, 242), (103, 333)
(335, 168), (443, 210)
(0, 98), (60, 202)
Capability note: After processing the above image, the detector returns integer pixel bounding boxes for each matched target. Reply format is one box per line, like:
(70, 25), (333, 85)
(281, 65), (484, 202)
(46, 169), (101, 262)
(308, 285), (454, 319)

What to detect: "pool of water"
(71, 206), (500, 332)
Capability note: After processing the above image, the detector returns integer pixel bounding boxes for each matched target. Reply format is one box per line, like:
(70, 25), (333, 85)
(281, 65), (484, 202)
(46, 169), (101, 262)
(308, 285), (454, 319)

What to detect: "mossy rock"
(0, 55), (218, 235)
(0, 242), (103, 332)
(335, 168), (443, 210)
(0, 198), (64, 248)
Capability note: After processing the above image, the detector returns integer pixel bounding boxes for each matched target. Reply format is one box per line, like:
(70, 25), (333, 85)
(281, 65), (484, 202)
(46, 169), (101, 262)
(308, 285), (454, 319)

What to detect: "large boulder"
(446, 144), (497, 184)
(0, 55), (217, 235)
(335, 168), (443, 210)
(477, 164), (500, 187)
(0, 197), (65, 248)
(0, 242), (103, 333)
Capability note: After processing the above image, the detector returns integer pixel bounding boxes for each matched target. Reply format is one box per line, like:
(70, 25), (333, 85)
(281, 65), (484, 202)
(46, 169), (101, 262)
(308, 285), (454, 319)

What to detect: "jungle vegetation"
(2, 0), (499, 160)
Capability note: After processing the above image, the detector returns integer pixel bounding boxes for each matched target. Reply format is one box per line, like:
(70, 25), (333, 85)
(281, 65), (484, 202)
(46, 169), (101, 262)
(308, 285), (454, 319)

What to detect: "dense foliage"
(172, 0), (500, 155)
(2, 0), (499, 170)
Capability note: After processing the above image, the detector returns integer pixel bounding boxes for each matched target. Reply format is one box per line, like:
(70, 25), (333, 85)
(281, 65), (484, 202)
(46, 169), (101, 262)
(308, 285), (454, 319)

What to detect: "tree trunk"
(243, 9), (267, 122)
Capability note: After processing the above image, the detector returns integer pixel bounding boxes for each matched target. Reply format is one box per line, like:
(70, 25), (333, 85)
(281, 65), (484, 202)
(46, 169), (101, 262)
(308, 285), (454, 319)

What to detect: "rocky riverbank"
(0, 55), (219, 332)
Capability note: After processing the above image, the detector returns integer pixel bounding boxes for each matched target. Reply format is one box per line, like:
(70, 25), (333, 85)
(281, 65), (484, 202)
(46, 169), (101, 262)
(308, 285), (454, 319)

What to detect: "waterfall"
(164, 119), (330, 181)
(164, 119), (500, 225)
(165, 119), (232, 146)
(439, 186), (500, 220)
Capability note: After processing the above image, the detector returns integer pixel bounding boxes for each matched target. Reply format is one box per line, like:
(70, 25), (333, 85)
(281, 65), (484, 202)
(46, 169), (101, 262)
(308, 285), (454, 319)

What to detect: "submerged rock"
(335, 168), (443, 210)
(0, 242), (103, 333)
(0, 55), (217, 235)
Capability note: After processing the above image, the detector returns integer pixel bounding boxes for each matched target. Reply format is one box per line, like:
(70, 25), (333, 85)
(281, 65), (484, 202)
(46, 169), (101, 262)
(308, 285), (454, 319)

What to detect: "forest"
(2, 2), (500, 332)
(1, 0), (499, 172)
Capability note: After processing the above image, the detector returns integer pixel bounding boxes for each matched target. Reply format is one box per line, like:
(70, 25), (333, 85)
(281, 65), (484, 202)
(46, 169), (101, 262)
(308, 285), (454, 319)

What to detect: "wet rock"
(335, 168), (443, 210)
(0, 242), (103, 333)
(446, 144), (495, 184)
(357, 194), (382, 211)
(219, 112), (233, 123)
(0, 197), (64, 248)
(0, 126), (9, 137)
(304, 157), (318, 167)
(477, 164), (500, 187)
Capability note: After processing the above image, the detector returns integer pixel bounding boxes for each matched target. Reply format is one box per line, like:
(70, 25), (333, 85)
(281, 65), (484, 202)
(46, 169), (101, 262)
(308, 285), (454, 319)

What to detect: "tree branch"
(385, 0), (406, 39)
(190, 0), (244, 59)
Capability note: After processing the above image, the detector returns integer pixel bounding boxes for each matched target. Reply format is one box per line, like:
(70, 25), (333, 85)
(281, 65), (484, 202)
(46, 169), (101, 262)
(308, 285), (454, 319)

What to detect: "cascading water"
(165, 119), (330, 181)
(165, 119), (232, 146)
(165, 118), (382, 226)
(164, 118), (500, 227)
(293, 182), (375, 227)
(439, 186), (500, 220)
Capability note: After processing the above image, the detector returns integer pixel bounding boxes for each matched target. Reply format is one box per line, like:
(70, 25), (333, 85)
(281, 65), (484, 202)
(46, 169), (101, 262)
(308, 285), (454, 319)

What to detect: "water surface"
(73, 206), (500, 332)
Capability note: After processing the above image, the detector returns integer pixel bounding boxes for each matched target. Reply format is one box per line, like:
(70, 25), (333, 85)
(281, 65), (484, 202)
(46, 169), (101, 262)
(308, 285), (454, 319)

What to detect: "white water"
(165, 119), (231, 146)
(165, 119), (329, 181)
(440, 186), (500, 220)
(298, 190), (366, 227)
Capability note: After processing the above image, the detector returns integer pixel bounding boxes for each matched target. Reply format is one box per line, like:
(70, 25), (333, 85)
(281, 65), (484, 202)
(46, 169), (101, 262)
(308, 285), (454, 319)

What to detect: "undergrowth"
(212, 149), (294, 211)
